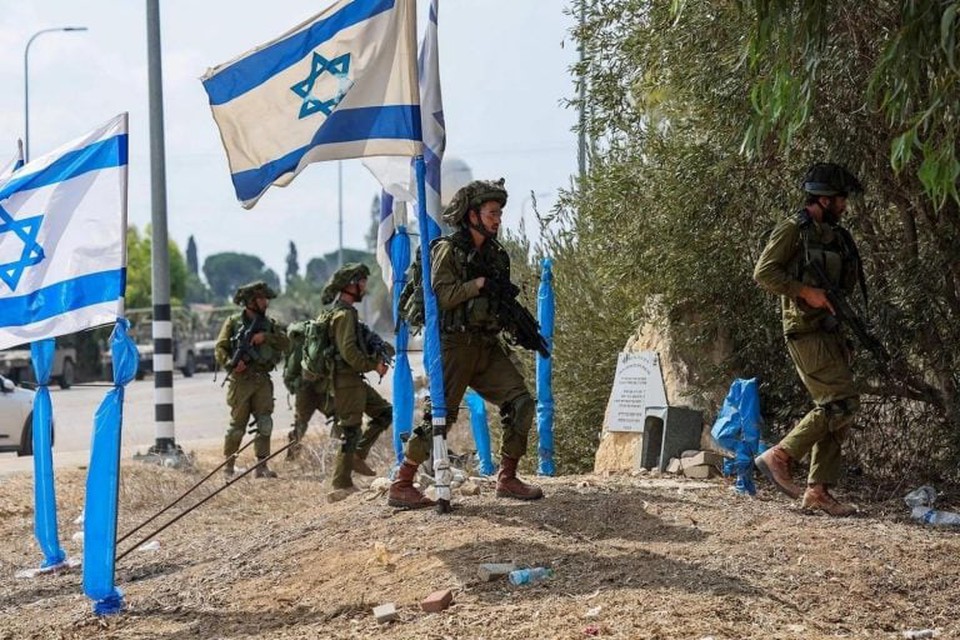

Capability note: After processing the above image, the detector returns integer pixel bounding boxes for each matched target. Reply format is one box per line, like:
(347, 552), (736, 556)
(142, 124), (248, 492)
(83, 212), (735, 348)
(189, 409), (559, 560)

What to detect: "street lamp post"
(24, 26), (88, 162)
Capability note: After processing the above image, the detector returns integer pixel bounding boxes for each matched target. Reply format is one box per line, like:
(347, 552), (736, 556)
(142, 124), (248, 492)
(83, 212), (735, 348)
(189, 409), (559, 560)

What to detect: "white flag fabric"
(0, 139), (24, 183)
(368, 0), (444, 287)
(201, 0), (422, 209)
(0, 114), (128, 349)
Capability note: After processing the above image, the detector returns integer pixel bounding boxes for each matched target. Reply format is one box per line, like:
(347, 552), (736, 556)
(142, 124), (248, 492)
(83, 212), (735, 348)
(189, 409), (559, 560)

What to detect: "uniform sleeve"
(753, 220), (805, 298)
(214, 317), (235, 367)
(331, 309), (379, 372)
(431, 240), (481, 311)
(265, 319), (290, 353)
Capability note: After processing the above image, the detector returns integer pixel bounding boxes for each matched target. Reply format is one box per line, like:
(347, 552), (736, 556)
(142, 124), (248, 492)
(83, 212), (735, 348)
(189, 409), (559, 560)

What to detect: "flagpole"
(338, 160), (344, 268)
(145, 0), (183, 465)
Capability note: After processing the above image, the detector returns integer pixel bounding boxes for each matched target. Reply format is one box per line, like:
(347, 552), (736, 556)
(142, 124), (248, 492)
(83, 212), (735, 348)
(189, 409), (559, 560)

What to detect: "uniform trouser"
(779, 330), (860, 486)
(225, 372), (275, 459)
(403, 332), (534, 465)
(332, 371), (392, 457)
(292, 381), (334, 440)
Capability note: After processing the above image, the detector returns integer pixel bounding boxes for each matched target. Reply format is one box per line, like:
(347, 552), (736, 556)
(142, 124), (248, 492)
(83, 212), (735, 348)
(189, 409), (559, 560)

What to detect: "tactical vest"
(229, 313), (284, 372)
(399, 231), (510, 333)
(785, 210), (865, 330)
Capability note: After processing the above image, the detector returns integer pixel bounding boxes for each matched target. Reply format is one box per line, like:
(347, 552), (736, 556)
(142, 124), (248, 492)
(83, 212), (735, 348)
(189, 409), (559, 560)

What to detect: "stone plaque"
(603, 351), (668, 433)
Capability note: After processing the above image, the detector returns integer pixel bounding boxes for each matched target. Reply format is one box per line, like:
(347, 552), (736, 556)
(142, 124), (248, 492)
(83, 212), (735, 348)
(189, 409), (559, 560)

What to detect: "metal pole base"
(134, 439), (192, 469)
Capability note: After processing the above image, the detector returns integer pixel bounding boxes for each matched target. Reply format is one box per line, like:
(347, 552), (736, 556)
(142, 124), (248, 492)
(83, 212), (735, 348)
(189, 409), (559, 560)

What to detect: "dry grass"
(1, 442), (959, 640)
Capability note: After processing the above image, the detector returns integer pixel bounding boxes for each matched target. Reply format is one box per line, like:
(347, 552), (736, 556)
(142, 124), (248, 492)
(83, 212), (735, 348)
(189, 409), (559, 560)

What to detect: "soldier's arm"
(331, 310), (379, 372)
(431, 240), (481, 311)
(265, 319), (290, 353)
(214, 318), (235, 367)
(753, 220), (805, 297)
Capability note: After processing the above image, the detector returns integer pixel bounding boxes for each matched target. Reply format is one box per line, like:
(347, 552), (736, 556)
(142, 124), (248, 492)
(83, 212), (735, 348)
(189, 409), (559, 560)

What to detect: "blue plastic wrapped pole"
(83, 318), (139, 615)
(414, 155), (452, 509)
(710, 377), (762, 496)
(389, 213), (415, 467)
(465, 389), (495, 475)
(536, 258), (556, 476)
(29, 338), (67, 570)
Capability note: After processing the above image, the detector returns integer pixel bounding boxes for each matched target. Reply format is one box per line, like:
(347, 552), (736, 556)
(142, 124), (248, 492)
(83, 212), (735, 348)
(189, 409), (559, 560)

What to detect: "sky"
(0, 1), (580, 281)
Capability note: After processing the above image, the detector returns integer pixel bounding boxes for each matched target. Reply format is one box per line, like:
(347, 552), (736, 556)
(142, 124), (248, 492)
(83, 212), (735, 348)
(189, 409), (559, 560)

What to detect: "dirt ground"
(1, 435), (958, 640)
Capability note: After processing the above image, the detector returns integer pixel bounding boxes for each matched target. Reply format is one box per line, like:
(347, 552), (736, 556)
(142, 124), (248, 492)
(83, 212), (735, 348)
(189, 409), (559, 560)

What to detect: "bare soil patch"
(1, 437), (958, 640)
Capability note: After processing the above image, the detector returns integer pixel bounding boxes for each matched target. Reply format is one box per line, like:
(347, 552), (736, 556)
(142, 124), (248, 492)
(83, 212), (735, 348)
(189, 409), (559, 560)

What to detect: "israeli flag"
(367, 0), (444, 287)
(0, 114), (128, 350)
(0, 140), (24, 183)
(202, 0), (422, 209)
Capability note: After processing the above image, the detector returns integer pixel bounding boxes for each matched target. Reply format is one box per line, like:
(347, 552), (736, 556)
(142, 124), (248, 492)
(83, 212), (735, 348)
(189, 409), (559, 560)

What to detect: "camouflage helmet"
(802, 163), (864, 197)
(233, 280), (278, 306)
(321, 262), (371, 304)
(441, 178), (508, 226)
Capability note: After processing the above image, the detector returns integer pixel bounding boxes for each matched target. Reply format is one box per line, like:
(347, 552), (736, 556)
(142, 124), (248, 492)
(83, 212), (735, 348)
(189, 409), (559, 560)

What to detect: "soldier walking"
(215, 281), (289, 479)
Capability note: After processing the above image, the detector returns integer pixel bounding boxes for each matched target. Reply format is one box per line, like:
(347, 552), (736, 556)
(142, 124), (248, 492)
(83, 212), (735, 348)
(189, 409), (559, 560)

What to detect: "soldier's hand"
(474, 276), (486, 291)
(798, 285), (835, 315)
(375, 361), (389, 378)
(251, 332), (267, 346)
(234, 360), (248, 374)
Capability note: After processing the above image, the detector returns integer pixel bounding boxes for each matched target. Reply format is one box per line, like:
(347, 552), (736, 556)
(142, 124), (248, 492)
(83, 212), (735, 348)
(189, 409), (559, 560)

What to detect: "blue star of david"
(290, 52), (352, 119)
(0, 203), (45, 292)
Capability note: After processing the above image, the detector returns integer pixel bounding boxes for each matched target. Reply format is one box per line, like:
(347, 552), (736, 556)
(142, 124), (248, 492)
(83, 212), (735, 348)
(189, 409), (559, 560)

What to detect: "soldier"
(753, 163), (865, 517)
(323, 263), (394, 502)
(284, 321), (334, 461)
(215, 281), (289, 479)
(388, 178), (543, 509)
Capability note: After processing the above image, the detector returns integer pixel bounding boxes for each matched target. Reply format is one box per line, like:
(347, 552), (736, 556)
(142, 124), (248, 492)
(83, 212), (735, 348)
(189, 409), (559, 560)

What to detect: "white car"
(0, 375), (40, 456)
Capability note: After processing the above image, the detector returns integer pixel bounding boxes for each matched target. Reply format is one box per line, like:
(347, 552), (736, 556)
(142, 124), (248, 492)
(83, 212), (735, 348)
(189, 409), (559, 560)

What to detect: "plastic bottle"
(911, 505), (960, 527)
(508, 567), (554, 586)
(904, 486), (937, 508)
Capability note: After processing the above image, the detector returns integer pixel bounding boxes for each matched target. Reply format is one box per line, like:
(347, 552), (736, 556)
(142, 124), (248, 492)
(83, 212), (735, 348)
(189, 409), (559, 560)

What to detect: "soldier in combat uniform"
(753, 163), (866, 516)
(323, 263), (394, 502)
(215, 281), (289, 479)
(388, 178), (543, 509)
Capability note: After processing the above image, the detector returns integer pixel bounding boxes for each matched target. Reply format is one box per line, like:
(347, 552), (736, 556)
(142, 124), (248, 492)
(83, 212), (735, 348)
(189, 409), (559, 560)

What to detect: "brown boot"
(387, 461), (435, 509)
(352, 455), (377, 477)
(754, 446), (803, 499)
(801, 484), (856, 517)
(254, 457), (278, 479)
(496, 456), (544, 500)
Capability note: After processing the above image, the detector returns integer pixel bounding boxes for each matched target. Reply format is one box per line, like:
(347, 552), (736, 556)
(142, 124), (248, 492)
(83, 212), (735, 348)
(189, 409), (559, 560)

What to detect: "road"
(0, 366), (407, 475)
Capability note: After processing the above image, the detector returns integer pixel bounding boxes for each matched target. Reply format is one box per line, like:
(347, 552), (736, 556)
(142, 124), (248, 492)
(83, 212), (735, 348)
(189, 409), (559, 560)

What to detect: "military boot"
(254, 457), (278, 479)
(352, 453), (377, 477)
(801, 484), (856, 517)
(222, 430), (243, 480)
(754, 445), (803, 499)
(496, 456), (544, 500)
(286, 427), (304, 461)
(388, 461), (436, 509)
(327, 452), (358, 503)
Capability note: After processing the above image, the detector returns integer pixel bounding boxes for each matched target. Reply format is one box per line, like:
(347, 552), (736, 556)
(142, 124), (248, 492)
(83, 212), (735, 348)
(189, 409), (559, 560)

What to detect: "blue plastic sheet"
(466, 389), (495, 475)
(83, 318), (139, 615)
(710, 378), (763, 496)
(389, 220), (415, 467)
(536, 258), (555, 476)
(30, 338), (66, 569)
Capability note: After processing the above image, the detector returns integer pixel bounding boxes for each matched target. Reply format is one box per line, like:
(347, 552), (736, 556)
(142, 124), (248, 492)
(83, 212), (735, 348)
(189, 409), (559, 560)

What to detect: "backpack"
(300, 310), (336, 385)
(283, 312), (335, 393)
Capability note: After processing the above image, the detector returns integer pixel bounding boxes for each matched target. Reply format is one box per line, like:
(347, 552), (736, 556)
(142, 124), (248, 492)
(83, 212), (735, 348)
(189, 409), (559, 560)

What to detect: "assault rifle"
(806, 260), (890, 369)
(360, 324), (396, 368)
(485, 276), (551, 359)
(228, 312), (268, 372)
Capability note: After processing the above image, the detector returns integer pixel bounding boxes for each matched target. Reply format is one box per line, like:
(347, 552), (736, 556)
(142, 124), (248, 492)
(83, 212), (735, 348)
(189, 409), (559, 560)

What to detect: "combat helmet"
(802, 163), (863, 197)
(441, 178), (508, 226)
(322, 262), (371, 304)
(233, 280), (278, 306)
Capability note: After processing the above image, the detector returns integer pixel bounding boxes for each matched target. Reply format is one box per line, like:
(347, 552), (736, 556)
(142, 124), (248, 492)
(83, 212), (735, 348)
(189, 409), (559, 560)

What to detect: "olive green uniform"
(290, 378), (335, 447)
(215, 313), (289, 461)
(329, 301), (392, 488)
(403, 230), (534, 465)
(754, 211), (861, 485)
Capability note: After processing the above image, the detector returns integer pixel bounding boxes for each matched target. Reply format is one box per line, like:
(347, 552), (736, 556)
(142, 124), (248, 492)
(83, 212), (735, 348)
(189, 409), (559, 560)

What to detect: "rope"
(115, 439), (294, 564)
